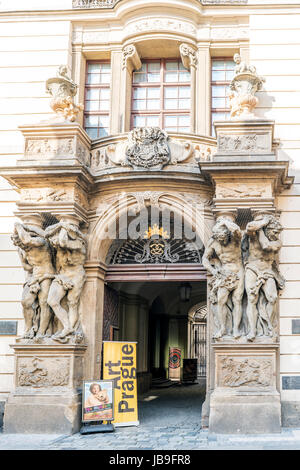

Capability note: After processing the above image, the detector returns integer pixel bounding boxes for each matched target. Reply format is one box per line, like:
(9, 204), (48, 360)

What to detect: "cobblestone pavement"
(1, 383), (300, 450)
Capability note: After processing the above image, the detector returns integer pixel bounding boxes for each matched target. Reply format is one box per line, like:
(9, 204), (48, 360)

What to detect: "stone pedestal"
(209, 343), (281, 434)
(4, 343), (86, 434)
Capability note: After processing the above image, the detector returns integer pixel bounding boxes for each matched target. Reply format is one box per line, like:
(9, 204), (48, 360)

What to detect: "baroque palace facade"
(0, 0), (300, 434)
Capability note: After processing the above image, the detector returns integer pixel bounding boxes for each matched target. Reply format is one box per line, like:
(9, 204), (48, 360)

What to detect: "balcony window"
(84, 61), (111, 139)
(131, 59), (191, 133)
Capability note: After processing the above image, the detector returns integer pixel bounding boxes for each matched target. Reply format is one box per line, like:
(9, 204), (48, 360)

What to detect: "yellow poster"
(103, 341), (139, 427)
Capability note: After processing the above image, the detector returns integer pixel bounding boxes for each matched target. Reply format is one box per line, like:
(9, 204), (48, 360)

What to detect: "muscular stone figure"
(11, 222), (55, 339)
(244, 214), (285, 341)
(202, 217), (244, 339)
(45, 221), (86, 340)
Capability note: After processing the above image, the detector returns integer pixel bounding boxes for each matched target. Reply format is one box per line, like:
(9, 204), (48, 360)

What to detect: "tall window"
(211, 58), (235, 135)
(131, 59), (191, 133)
(84, 61), (111, 139)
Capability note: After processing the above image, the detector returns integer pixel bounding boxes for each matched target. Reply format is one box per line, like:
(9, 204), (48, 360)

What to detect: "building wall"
(249, 12), (300, 419)
(0, 1), (300, 421)
(0, 18), (72, 399)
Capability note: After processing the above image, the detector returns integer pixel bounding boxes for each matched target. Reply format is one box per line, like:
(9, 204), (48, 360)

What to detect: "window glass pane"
(165, 71), (178, 82)
(212, 61), (225, 70)
(148, 87), (160, 99)
(148, 62), (160, 72)
(134, 115), (146, 127)
(166, 61), (179, 70)
(226, 61), (235, 69)
(86, 128), (99, 139)
(147, 115), (159, 126)
(86, 89), (100, 100)
(179, 115), (190, 126)
(141, 63), (147, 72)
(101, 63), (111, 72)
(86, 101), (99, 111)
(165, 99), (178, 109)
(88, 63), (101, 73)
(147, 100), (160, 110)
(179, 71), (191, 82)
(133, 88), (146, 99)
(148, 73), (160, 83)
(212, 70), (225, 81)
(225, 70), (235, 81)
(85, 115), (99, 126)
(100, 73), (110, 84)
(179, 62), (186, 71)
(99, 115), (109, 127)
(99, 127), (109, 138)
(165, 87), (178, 98)
(165, 115), (177, 126)
(133, 72), (147, 83)
(100, 88), (110, 100)
(212, 85), (225, 97)
(212, 97), (226, 108)
(100, 100), (110, 111)
(132, 99), (146, 110)
(179, 86), (190, 98)
(88, 74), (101, 84)
(179, 99), (190, 109)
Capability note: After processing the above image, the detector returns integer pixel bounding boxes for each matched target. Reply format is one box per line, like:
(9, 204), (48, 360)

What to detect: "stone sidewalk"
(2, 426), (300, 450)
(1, 383), (300, 450)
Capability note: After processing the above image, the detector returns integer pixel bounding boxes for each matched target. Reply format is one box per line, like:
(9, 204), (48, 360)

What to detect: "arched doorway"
(102, 207), (207, 393)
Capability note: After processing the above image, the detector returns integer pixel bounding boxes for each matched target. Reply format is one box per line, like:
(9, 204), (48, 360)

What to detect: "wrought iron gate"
(192, 322), (207, 377)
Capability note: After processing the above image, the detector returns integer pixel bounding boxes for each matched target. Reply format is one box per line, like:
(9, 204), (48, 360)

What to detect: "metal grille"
(192, 323), (207, 377)
(107, 238), (204, 265)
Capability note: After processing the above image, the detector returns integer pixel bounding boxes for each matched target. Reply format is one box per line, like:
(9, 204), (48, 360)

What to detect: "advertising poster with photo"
(82, 380), (114, 423)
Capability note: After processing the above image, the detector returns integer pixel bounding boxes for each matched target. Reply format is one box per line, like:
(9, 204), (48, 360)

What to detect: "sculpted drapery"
(203, 213), (284, 341)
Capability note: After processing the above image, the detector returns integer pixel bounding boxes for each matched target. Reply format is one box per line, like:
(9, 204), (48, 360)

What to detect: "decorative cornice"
(72, 0), (248, 8)
(72, 0), (120, 8)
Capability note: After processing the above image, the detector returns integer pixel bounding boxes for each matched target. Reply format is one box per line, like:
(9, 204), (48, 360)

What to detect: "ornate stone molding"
(219, 356), (272, 388)
(46, 66), (83, 122)
(17, 357), (70, 388)
(124, 19), (197, 37)
(122, 44), (141, 71)
(125, 127), (170, 169)
(180, 43), (197, 70)
(72, 0), (119, 8)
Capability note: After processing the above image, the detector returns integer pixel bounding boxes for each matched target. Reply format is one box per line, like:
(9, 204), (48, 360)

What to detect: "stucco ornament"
(11, 221), (55, 339)
(46, 65), (83, 122)
(229, 54), (265, 120)
(243, 214), (285, 341)
(45, 221), (87, 343)
(203, 217), (244, 339)
(125, 127), (170, 169)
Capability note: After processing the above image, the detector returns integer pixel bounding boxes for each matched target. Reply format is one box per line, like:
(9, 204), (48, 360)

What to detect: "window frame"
(84, 59), (111, 140)
(131, 58), (191, 133)
(211, 57), (235, 135)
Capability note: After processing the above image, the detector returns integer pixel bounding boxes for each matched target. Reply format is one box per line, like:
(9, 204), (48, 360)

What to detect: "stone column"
(120, 44), (141, 133)
(199, 58), (293, 433)
(196, 43), (210, 136)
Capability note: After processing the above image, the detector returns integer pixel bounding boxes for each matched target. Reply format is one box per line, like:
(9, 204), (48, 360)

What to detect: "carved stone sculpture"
(243, 214), (285, 341)
(46, 65), (83, 122)
(45, 221), (87, 342)
(11, 220), (55, 339)
(202, 217), (244, 339)
(220, 356), (272, 388)
(179, 43), (197, 69)
(229, 54), (265, 120)
(125, 127), (170, 169)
